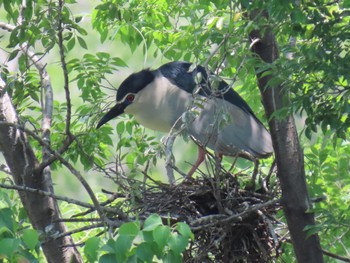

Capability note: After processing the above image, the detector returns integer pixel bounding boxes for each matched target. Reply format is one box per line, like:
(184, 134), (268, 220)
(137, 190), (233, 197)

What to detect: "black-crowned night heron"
(97, 61), (273, 177)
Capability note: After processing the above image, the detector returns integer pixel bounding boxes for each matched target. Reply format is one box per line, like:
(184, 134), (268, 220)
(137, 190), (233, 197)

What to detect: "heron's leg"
(214, 152), (223, 175)
(215, 152), (223, 161)
(247, 159), (260, 191)
(187, 146), (206, 178)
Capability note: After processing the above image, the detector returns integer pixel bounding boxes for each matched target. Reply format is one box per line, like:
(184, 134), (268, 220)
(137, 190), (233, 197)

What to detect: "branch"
(53, 223), (106, 240)
(190, 199), (279, 230)
(55, 218), (102, 223)
(20, 43), (54, 188)
(57, 0), (72, 136)
(203, 36), (227, 69)
(0, 183), (122, 214)
(323, 249), (350, 263)
(0, 22), (15, 31)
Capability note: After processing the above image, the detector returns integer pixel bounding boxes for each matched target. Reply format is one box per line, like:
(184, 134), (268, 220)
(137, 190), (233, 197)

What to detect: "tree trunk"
(0, 80), (83, 263)
(249, 22), (324, 263)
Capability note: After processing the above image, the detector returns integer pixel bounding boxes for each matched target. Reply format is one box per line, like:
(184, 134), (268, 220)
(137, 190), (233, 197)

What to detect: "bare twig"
(55, 218), (102, 223)
(0, 182), (122, 214)
(322, 250), (350, 262)
(204, 36), (228, 69)
(53, 223), (106, 240)
(57, 0), (72, 137)
(191, 198), (279, 230)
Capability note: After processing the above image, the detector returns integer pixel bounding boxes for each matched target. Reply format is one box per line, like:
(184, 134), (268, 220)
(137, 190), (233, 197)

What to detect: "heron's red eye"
(126, 94), (135, 102)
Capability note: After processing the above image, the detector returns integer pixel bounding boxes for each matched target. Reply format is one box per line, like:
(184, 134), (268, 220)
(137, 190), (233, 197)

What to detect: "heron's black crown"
(116, 69), (155, 102)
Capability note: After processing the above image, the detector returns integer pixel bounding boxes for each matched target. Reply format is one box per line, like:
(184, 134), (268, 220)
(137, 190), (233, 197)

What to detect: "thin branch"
(53, 223), (106, 240)
(57, 0), (72, 137)
(0, 182), (122, 214)
(35, 136), (75, 172)
(20, 41), (54, 179)
(0, 22), (15, 31)
(204, 36), (227, 69)
(323, 250), (350, 262)
(190, 198), (279, 230)
(54, 218), (102, 223)
(72, 190), (123, 218)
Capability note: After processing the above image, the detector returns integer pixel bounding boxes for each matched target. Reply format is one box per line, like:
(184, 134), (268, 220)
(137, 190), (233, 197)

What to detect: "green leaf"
(119, 222), (140, 237)
(99, 253), (116, 263)
(136, 242), (154, 262)
(8, 49), (20, 62)
(168, 234), (188, 254)
(0, 208), (15, 232)
(0, 226), (14, 238)
(126, 121), (133, 135)
(75, 15), (83, 23)
(112, 57), (128, 67)
(67, 37), (76, 51)
(304, 224), (322, 239)
(176, 222), (193, 239)
(22, 229), (39, 250)
(141, 230), (154, 243)
(114, 234), (134, 261)
(153, 225), (170, 250)
(8, 29), (19, 48)
(84, 237), (100, 263)
(143, 214), (162, 231)
(77, 36), (88, 49)
(116, 121), (125, 134)
(163, 250), (182, 263)
(0, 238), (20, 258)
(3, 1), (14, 18)
(100, 239), (116, 254)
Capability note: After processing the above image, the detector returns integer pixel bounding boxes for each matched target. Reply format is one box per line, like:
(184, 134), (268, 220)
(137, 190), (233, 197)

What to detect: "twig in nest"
(191, 198), (279, 230)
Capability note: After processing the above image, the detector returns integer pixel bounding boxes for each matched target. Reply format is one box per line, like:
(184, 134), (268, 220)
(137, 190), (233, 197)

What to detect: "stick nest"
(135, 172), (282, 262)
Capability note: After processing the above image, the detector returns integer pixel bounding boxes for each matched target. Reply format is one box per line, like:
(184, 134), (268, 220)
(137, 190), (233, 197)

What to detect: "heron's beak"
(96, 103), (126, 129)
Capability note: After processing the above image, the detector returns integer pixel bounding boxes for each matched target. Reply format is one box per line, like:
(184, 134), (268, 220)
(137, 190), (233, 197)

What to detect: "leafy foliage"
(0, 0), (350, 262)
(0, 193), (40, 262)
(83, 214), (193, 263)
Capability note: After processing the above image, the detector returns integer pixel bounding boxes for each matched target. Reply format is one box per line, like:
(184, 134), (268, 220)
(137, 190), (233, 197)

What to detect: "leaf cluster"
(0, 192), (40, 262)
(84, 214), (193, 263)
